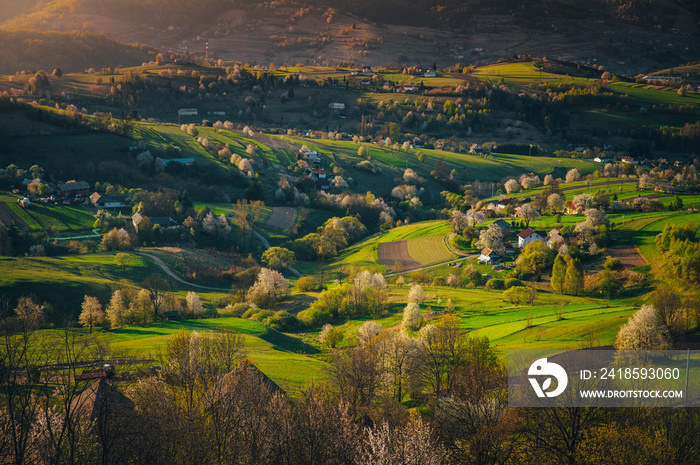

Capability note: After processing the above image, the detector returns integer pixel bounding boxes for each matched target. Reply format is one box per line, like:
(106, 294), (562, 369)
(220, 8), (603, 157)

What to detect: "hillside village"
(1, 1), (700, 461)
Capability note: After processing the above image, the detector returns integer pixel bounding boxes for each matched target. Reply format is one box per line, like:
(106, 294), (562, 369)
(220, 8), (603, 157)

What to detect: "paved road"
(135, 252), (232, 291)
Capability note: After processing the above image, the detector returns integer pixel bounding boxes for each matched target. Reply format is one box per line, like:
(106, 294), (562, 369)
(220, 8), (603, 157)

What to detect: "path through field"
(267, 207), (297, 230)
(0, 203), (31, 230)
(377, 241), (422, 271)
(608, 246), (648, 268)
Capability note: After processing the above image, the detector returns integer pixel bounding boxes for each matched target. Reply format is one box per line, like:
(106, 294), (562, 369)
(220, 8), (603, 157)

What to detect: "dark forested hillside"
(0, 30), (157, 74)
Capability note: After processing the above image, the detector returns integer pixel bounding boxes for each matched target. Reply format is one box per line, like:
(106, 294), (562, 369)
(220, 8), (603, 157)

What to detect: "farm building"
(312, 169), (327, 180)
(58, 180), (90, 197)
(517, 228), (545, 248)
(621, 157), (638, 164)
(470, 144), (484, 154)
(17, 197), (31, 208)
(70, 378), (133, 421)
(478, 248), (501, 265)
(423, 70), (437, 78)
(497, 198), (516, 210)
(162, 158), (195, 166)
(548, 229), (564, 248)
(493, 219), (511, 231)
(300, 149), (321, 164)
(177, 108), (198, 116)
(90, 193), (130, 208)
(132, 213), (178, 232)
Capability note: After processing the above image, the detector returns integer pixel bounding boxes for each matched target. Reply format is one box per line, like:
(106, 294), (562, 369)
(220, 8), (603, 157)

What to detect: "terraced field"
(377, 240), (421, 271)
(406, 235), (457, 266)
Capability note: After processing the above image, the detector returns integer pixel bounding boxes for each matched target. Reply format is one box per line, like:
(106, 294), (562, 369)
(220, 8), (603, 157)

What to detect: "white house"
(478, 248), (500, 265)
(301, 150), (321, 164)
(423, 70), (437, 78)
(517, 228), (545, 248)
(328, 102), (345, 110)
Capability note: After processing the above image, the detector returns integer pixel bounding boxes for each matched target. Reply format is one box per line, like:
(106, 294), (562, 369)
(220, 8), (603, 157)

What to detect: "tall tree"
(79, 296), (105, 333)
(551, 254), (567, 294)
(565, 258), (584, 296)
(142, 274), (171, 320)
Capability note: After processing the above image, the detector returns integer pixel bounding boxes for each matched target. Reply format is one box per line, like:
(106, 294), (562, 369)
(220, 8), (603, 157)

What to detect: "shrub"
(503, 286), (537, 305)
(296, 276), (320, 292)
(262, 310), (301, 331)
(504, 278), (524, 289)
(604, 257), (622, 270)
(486, 278), (505, 290)
(218, 303), (251, 317)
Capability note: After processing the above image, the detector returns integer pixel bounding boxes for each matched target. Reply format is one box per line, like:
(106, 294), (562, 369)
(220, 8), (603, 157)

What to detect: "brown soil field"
(608, 246), (648, 268)
(0, 203), (31, 230)
(377, 240), (421, 272)
(267, 207), (297, 230)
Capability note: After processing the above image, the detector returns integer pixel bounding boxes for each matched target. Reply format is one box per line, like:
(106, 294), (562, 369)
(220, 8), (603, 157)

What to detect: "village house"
(470, 144), (484, 154)
(177, 108), (198, 116)
(547, 229), (563, 248)
(423, 70), (437, 78)
(478, 248), (501, 265)
(594, 156), (612, 163)
(621, 156), (638, 164)
(312, 169), (327, 180)
(497, 197), (516, 210)
(90, 193), (130, 209)
(58, 180), (90, 197)
(132, 213), (178, 233)
(517, 227), (545, 248)
(493, 219), (511, 232)
(162, 158), (195, 166)
(328, 102), (345, 110)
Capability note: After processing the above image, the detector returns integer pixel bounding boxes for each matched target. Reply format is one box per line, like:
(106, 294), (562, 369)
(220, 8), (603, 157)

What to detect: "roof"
(494, 219), (510, 229)
(59, 180), (90, 191)
(517, 227), (536, 239)
(498, 198), (515, 206)
(150, 217), (178, 226)
(221, 359), (285, 397)
(70, 379), (133, 421)
(480, 248), (496, 257)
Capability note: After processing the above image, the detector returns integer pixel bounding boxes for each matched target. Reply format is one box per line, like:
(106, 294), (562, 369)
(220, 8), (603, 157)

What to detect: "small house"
(621, 156), (637, 164)
(517, 228), (545, 248)
(312, 169), (327, 180)
(478, 248), (500, 265)
(497, 198), (516, 210)
(177, 108), (198, 116)
(470, 144), (484, 154)
(328, 102), (345, 110)
(58, 180), (90, 197)
(132, 213), (178, 232)
(162, 158), (195, 166)
(493, 219), (511, 231)
(423, 70), (437, 78)
(90, 193), (130, 208)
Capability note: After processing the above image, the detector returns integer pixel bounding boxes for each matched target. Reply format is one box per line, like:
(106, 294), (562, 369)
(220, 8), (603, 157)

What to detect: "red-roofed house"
(517, 228), (545, 248)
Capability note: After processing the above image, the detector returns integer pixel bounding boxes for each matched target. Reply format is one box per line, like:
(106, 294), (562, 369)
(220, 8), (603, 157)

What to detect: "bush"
(503, 286), (537, 305)
(604, 257), (622, 270)
(218, 302), (251, 317)
(504, 278), (524, 289)
(262, 310), (301, 331)
(296, 276), (321, 292)
(486, 278), (505, 290)
(244, 308), (275, 322)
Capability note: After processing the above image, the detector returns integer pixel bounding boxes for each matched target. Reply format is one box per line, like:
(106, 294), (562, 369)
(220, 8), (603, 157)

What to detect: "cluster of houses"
(478, 223), (563, 266)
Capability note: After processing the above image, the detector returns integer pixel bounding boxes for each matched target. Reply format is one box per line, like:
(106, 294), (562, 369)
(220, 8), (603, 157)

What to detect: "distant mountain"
(0, 30), (157, 74)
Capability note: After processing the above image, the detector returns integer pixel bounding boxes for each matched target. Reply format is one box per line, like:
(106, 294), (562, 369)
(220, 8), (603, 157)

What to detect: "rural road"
(135, 252), (232, 291)
(251, 230), (304, 278)
(444, 234), (468, 256)
(384, 254), (478, 277)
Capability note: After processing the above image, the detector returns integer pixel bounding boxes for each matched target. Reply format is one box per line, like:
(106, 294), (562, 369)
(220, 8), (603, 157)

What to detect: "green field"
(0, 195), (96, 233)
(406, 235), (456, 266)
(105, 317), (326, 393)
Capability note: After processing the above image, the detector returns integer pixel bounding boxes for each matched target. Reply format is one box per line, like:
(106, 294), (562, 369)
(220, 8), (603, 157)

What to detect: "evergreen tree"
(565, 258), (584, 296)
(551, 254), (567, 294)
